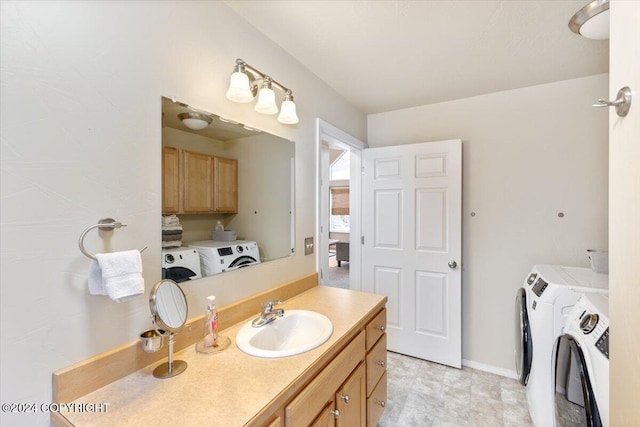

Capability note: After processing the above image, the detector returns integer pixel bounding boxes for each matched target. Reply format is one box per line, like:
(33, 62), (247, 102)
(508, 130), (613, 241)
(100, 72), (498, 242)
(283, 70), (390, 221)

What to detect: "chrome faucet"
(252, 300), (284, 327)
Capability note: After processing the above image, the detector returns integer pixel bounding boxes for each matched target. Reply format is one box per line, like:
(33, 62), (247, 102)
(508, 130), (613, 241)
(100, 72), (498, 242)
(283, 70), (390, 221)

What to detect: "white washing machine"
(515, 264), (608, 427)
(553, 293), (609, 427)
(161, 247), (202, 283)
(187, 240), (261, 276)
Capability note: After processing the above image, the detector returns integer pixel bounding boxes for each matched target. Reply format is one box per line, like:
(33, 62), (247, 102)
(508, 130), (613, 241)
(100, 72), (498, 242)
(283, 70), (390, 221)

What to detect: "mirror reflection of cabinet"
(162, 148), (238, 214)
(213, 156), (238, 213)
(162, 147), (180, 214)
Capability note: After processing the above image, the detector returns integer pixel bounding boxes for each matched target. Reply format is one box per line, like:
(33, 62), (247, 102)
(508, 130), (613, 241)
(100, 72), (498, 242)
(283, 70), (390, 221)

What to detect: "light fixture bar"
(226, 58), (299, 124)
(237, 59), (293, 96)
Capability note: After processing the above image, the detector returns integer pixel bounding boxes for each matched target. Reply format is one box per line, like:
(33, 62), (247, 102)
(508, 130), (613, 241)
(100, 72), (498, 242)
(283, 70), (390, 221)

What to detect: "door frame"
(316, 118), (367, 290)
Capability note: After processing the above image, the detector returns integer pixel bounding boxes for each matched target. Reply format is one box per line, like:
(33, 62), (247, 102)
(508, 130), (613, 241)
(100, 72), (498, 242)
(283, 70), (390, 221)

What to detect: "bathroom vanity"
(52, 281), (387, 426)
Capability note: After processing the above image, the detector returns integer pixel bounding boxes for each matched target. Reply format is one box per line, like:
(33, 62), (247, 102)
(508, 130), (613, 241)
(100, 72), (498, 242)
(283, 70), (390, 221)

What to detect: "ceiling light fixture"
(225, 58), (299, 124)
(569, 0), (609, 39)
(178, 112), (213, 130)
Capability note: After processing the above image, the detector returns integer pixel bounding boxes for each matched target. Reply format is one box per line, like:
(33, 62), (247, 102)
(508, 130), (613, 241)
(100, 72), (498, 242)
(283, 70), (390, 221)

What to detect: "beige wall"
(368, 74), (609, 372)
(0, 2), (365, 425)
(225, 133), (295, 261)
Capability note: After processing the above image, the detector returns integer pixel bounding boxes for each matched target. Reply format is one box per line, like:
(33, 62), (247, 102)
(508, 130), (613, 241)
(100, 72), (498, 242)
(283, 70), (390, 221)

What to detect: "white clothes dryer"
(188, 240), (261, 276)
(515, 264), (608, 427)
(553, 293), (609, 427)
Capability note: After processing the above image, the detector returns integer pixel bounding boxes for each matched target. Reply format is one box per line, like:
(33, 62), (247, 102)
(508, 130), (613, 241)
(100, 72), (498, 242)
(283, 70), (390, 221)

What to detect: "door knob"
(592, 86), (632, 117)
(340, 394), (350, 403)
(448, 260), (457, 269)
(330, 409), (340, 417)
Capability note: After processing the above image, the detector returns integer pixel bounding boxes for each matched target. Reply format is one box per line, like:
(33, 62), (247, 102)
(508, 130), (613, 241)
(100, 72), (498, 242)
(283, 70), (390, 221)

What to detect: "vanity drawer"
(366, 333), (387, 396)
(366, 371), (387, 427)
(365, 309), (386, 351)
(285, 331), (365, 426)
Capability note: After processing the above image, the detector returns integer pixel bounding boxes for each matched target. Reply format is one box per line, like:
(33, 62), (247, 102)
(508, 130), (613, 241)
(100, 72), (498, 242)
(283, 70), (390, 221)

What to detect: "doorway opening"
(317, 119), (366, 290)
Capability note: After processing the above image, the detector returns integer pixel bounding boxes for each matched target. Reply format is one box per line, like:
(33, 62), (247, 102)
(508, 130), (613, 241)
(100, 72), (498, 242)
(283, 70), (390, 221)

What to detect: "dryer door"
(228, 255), (258, 270)
(554, 335), (602, 427)
(515, 287), (532, 385)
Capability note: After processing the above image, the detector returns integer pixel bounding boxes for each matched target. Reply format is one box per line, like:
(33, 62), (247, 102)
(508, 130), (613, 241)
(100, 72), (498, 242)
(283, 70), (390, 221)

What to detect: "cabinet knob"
(377, 360), (386, 367)
(340, 394), (350, 404)
(330, 409), (340, 417)
(375, 399), (386, 408)
(377, 325), (386, 332)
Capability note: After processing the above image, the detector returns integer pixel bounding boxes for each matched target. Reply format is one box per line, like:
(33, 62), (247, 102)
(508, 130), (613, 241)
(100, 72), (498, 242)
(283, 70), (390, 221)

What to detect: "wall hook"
(592, 86), (632, 117)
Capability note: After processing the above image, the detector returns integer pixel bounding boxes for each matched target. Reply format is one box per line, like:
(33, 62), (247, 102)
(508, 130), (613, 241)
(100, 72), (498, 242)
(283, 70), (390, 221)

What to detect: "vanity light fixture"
(178, 112), (213, 130)
(225, 58), (299, 124)
(569, 0), (609, 39)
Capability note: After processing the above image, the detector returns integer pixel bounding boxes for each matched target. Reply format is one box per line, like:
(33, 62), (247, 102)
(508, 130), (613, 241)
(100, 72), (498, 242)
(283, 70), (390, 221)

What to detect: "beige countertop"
(57, 286), (386, 426)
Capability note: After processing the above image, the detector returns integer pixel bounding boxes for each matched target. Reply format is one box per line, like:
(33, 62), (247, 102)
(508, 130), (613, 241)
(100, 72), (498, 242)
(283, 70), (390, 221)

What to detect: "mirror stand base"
(153, 360), (187, 379)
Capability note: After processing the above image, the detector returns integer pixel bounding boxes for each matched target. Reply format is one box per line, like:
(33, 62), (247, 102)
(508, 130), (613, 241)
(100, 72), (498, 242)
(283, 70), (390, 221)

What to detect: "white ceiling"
(225, 0), (609, 114)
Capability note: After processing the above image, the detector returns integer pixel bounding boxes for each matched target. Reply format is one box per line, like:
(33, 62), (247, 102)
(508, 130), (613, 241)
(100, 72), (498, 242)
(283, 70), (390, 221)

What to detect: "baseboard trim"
(462, 358), (518, 379)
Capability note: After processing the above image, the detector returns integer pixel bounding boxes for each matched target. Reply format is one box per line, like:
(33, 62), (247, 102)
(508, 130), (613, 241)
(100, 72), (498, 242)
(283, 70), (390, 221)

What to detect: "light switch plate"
(304, 237), (314, 255)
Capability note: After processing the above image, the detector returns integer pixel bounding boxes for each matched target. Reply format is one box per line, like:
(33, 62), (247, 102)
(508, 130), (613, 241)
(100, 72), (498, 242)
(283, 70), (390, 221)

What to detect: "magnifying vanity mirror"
(161, 97), (295, 283)
(149, 279), (188, 379)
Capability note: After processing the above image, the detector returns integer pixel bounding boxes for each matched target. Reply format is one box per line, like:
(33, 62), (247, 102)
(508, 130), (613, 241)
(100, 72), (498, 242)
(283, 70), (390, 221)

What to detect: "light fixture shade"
(569, 0), (610, 39)
(254, 87), (279, 115)
(277, 99), (299, 124)
(226, 71), (253, 103)
(182, 118), (209, 130)
(578, 9), (609, 39)
(178, 112), (212, 130)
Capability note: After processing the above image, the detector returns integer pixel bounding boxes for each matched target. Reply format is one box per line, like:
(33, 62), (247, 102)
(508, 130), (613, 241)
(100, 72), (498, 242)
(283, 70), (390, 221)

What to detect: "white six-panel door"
(362, 139), (462, 368)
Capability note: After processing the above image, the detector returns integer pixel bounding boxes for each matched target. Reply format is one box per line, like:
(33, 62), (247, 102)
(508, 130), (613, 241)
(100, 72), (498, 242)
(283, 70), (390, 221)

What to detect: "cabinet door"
(336, 362), (366, 427)
(183, 150), (212, 213)
(366, 334), (387, 397)
(162, 147), (180, 213)
(213, 156), (238, 213)
(310, 400), (336, 427)
(286, 332), (365, 426)
(366, 371), (387, 427)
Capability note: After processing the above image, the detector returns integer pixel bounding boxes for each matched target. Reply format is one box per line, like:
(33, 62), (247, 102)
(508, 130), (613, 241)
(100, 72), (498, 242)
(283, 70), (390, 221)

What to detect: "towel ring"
(79, 218), (148, 260)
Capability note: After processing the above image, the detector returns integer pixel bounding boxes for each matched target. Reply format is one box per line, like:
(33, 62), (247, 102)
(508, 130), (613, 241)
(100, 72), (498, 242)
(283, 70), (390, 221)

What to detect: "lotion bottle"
(203, 296), (218, 348)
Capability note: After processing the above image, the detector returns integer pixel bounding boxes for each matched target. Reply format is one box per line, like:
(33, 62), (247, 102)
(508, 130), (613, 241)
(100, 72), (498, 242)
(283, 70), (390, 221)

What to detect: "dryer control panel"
(595, 327), (609, 359)
(532, 278), (548, 297)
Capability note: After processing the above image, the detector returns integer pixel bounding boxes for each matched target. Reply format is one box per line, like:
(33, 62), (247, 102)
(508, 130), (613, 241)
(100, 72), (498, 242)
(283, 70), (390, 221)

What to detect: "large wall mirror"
(161, 96), (295, 283)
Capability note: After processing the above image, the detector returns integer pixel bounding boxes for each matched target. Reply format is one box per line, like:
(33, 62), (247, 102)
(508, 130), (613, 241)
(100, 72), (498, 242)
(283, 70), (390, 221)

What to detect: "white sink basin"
(236, 310), (333, 358)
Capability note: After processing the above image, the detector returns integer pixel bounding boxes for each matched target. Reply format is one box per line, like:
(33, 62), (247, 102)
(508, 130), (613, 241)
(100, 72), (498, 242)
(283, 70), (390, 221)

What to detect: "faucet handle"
(262, 299), (282, 313)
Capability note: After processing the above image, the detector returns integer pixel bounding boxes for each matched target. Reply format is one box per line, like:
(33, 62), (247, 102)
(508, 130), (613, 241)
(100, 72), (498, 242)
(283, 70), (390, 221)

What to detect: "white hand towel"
(88, 260), (107, 295)
(94, 250), (145, 302)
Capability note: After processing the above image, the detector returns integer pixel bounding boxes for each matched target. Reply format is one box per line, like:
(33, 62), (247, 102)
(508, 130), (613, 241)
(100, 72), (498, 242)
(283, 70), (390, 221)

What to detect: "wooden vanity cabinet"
(285, 332), (366, 426)
(276, 308), (387, 427)
(365, 309), (387, 427)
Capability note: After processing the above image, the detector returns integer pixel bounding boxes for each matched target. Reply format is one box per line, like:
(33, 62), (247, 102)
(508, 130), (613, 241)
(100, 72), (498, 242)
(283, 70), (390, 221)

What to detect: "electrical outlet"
(304, 237), (314, 255)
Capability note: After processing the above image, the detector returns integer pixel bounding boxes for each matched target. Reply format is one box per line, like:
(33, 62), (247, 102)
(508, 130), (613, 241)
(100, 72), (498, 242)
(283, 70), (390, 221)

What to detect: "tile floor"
(379, 351), (534, 427)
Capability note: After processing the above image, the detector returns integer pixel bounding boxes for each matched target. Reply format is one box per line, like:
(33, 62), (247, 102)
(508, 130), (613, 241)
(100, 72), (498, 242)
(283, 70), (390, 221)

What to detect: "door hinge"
(361, 236), (365, 244)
